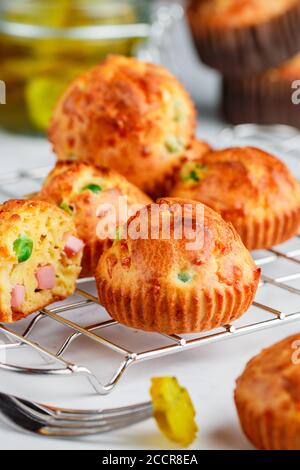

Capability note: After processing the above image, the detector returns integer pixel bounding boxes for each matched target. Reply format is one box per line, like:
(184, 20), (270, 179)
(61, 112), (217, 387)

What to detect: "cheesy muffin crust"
(161, 139), (212, 197)
(0, 200), (83, 323)
(96, 198), (260, 334)
(188, 0), (300, 77)
(170, 147), (300, 250)
(38, 161), (152, 278)
(223, 53), (300, 128)
(235, 334), (300, 450)
(49, 55), (196, 198)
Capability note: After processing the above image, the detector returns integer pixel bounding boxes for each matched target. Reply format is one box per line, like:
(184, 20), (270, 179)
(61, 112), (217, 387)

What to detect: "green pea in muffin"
(96, 198), (260, 334)
(38, 161), (152, 278)
(0, 199), (83, 323)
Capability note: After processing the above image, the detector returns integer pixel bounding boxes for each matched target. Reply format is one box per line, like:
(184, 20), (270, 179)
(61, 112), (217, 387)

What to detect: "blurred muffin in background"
(187, 0), (300, 77)
(38, 161), (152, 278)
(170, 146), (300, 250)
(49, 55), (196, 198)
(223, 53), (300, 128)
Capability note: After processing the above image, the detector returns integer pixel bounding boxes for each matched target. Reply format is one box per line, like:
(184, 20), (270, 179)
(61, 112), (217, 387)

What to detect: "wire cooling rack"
(0, 124), (300, 395)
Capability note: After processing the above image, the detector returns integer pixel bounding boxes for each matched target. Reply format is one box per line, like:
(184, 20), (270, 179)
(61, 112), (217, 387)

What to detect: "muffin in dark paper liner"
(223, 53), (300, 128)
(188, 0), (300, 77)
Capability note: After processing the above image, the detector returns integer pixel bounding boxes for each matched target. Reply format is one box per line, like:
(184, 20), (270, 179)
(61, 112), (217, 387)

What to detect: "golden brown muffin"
(37, 161), (152, 278)
(49, 55), (196, 198)
(223, 53), (300, 128)
(235, 333), (300, 450)
(0, 199), (83, 323)
(188, 0), (300, 77)
(96, 198), (260, 334)
(170, 147), (300, 250)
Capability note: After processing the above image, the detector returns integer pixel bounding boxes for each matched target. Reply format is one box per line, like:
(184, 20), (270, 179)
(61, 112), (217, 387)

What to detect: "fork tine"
(17, 397), (53, 416)
(1, 400), (151, 437)
(17, 395), (153, 422)
(52, 402), (153, 421)
(0, 393), (47, 433)
(1, 393), (153, 434)
(39, 408), (153, 429)
(39, 413), (153, 437)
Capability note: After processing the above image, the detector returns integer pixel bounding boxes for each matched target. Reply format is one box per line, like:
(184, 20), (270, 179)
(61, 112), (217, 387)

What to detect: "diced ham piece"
(36, 265), (56, 290)
(11, 284), (25, 309)
(64, 235), (84, 257)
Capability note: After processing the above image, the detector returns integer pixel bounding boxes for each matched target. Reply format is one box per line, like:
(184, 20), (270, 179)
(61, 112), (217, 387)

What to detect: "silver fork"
(0, 392), (153, 437)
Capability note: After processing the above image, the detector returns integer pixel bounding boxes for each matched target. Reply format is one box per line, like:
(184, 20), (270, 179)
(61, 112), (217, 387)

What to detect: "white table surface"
(1, 19), (300, 451)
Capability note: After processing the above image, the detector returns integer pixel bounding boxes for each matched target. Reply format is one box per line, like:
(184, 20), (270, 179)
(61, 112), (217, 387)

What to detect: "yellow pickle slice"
(150, 377), (198, 447)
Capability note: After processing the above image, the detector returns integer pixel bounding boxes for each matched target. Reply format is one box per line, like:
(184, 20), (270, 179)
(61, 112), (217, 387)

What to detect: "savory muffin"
(38, 161), (152, 278)
(188, 0), (300, 77)
(49, 55), (196, 198)
(170, 147), (300, 250)
(161, 139), (212, 196)
(235, 333), (300, 450)
(96, 198), (260, 334)
(0, 199), (83, 323)
(223, 53), (300, 128)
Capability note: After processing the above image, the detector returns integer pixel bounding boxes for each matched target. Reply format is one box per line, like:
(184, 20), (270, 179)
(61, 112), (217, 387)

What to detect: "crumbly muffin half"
(188, 0), (300, 77)
(49, 55), (196, 198)
(96, 198), (260, 334)
(0, 200), (83, 323)
(170, 147), (300, 250)
(235, 333), (300, 450)
(223, 53), (300, 128)
(38, 161), (152, 278)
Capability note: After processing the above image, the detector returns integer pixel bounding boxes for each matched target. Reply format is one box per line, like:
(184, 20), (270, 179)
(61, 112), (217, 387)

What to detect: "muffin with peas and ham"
(0, 200), (83, 323)
(49, 55), (196, 198)
(170, 147), (300, 250)
(96, 198), (260, 334)
(38, 161), (152, 278)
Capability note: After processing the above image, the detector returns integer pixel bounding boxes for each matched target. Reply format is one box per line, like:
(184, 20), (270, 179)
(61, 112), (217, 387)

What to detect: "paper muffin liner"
(96, 276), (259, 335)
(235, 388), (300, 450)
(222, 75), (300, 128)
(188, 1), (300, 77)
(231, 208), (300, 251)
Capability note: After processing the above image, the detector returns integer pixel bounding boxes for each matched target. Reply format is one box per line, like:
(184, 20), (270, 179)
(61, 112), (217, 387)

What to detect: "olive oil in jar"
(0, 0), (150, 134)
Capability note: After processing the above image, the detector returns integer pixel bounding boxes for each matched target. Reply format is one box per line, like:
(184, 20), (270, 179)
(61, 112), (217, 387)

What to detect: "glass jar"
(0, 0), (152, 134)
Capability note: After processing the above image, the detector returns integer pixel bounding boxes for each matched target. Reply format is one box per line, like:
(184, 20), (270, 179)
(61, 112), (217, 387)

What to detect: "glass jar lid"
(0, 0), (151, 40)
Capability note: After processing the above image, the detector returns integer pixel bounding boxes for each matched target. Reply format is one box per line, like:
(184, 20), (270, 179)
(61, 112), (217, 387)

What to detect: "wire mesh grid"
(0, 124), (300, 395)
